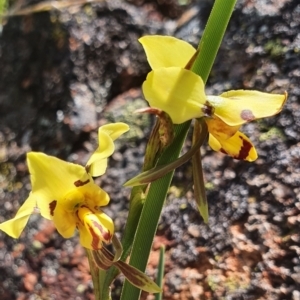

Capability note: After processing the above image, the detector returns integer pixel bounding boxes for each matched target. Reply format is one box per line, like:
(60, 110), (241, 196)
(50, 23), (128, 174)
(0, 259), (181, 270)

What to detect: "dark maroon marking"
(85, 165), (91, 173)
(184, 49), (199, 70)
(49, 200), (57, 216)
(79, 207), (112, 249)
(220, 136), (251, 160)
(87, 223), (101, 250)
(240, 109), (255, 122)
(92, 250), (111, 270)
(234, 136), (252, 160)
(103, 230), (112, 242)
(92, 220), (112, 242)
(74, 179), (90, 187)
(202, 101), (215, 117)
(75, 210), (84, 225)
(220, 148), (227, 155)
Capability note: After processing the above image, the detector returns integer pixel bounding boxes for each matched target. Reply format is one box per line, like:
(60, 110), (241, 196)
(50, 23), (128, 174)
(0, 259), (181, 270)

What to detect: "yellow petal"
(139, 35), (196, 69)
(208, 133), (222, 152)
(0, 194), (37, 238)
(51, 200), (76, 238)
(27, 152), (88, 219)
(87, 123), (129, 177)
(206, 116), (240, 141)
(142, 67), (207, 124)
(77, 207), (114, 250)
(207, 90), (287, 126)
(209, 131), (258, 161)
(99, 122), (129, 141)
(79, 183), (110, 208)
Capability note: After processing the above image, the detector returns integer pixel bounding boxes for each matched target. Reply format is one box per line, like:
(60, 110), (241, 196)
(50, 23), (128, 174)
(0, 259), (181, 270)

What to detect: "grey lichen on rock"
(104, 93), (152, 143)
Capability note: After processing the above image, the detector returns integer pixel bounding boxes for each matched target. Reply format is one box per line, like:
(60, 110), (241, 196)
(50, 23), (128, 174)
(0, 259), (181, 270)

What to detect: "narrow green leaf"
(116, 260), (161, 293)
(155, 246), (165, 300)
(111, 234), (123, 262)
(99, 246), (161, 293)
(191, 0), (238, 78)
(120, 122), (191, 300)
(192, 120), (209, 223)
(124, 124), (207, 187)
(101, 186), (145, 297)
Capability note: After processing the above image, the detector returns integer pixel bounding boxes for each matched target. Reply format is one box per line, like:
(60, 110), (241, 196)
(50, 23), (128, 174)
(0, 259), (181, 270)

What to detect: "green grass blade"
(155, 245), (165, 300)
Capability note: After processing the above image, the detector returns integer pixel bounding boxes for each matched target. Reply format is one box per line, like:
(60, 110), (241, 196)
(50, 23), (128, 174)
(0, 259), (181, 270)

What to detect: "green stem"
(86, 249), (106, 300)
(155, 245), (165, 300)
(192, 120), (208, 223)
(101, 186), (145, 298)
(120, 122), (190, 300)
(191, 0), (237, 79)
(120, 1), (238, 299)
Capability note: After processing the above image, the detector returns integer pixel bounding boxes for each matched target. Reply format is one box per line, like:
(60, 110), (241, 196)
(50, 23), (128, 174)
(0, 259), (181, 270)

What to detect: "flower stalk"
(120, 1), (239, 299)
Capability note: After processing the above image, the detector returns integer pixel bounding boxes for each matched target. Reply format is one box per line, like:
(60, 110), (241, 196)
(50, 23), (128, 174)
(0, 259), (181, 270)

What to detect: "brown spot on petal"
(235, 135), (252, 160)
(49, 200), (57, 216)
(241, 109), (255, 122)
(74, 179), (90, 187)
(220, 135), (252, 160)
(85, 165), (90, 173)
(75, 210), (83, 225)
(220, 148), (227, 155)
(103, 231), (112, 242)
(202, 101), (215, 117)
(92, 220), (112, 242)
(86, 220), (112, 250)
(89, 224), (101, 250)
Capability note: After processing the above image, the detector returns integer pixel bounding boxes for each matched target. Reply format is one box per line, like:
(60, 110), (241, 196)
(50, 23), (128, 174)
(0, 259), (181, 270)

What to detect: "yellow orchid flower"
(139, 35), (287, 161)
(0, 123), (129, 250)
